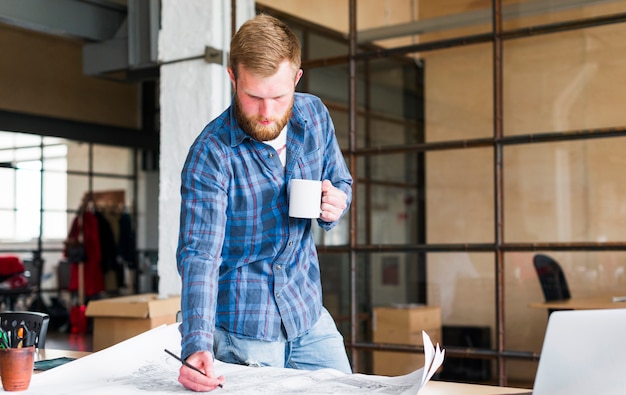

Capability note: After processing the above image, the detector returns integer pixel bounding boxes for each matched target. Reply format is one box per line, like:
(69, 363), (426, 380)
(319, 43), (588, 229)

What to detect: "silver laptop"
(532, 308), (626, 395)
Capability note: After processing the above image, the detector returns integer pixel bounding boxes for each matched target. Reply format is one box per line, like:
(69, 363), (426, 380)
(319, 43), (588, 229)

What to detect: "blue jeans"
(213, 307), (352, 374)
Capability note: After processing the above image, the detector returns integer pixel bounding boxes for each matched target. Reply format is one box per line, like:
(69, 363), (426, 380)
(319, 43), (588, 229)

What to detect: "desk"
(38, 351), (529, 394)
(422, 381), (530, 394)
(529, 294), (626, 311)
(33, 348), (90, 375)
(35, 348), (91, 361)
(29, 348), (531, 394)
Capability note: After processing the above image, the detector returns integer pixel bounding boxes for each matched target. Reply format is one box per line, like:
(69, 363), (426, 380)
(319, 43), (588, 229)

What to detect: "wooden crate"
(372, 305), (442, 376)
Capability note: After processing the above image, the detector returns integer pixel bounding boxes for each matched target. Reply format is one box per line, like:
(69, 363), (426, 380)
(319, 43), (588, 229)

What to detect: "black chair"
(533, 254), (571, 315)
(0, 311), (50, 348)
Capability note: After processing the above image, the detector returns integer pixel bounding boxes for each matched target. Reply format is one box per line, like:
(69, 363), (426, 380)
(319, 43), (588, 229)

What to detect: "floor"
(0, 292), (92, 352)
(45, 328), (93, 352)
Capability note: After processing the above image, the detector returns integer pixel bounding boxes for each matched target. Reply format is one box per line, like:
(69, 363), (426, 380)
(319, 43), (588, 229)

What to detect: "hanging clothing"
(103, 209), (120, 245)
(65, 211), (105, 297)
(95, 210), (117, 273)
(95, 210), (121, 291)
(117, 211), (136, 270)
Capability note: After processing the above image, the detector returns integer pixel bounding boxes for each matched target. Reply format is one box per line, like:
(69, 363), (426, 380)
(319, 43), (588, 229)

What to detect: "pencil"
(164, 349), (223, 388)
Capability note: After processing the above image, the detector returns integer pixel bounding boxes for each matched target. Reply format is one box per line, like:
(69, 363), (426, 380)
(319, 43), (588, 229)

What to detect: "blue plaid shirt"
(177, 93), (353, 360)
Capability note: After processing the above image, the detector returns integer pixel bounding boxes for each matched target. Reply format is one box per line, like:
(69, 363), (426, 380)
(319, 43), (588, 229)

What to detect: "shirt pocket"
(294, 146), (323, 181)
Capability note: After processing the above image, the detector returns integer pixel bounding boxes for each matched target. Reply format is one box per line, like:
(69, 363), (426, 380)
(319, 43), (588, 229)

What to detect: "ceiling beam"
(0, 0), (126, 41)
(0, 109), (158, 150)
(356, 0), (620, 43)
(82, 0), (160, 78)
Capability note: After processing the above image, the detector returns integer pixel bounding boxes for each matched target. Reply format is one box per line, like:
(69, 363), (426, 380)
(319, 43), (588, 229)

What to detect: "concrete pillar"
(157, 0), (255, 297)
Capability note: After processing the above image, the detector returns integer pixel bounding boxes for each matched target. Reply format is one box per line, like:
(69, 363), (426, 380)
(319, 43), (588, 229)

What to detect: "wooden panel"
(0, 24), (140, 129)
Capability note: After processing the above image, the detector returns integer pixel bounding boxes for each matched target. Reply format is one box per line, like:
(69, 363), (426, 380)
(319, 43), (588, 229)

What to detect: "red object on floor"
(70, 305), (88, 334)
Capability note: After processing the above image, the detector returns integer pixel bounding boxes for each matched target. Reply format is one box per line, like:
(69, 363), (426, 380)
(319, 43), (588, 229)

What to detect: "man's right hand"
(178, 351), (225, 392)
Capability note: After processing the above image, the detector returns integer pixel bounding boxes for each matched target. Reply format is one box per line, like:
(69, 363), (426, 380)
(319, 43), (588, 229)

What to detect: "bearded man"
(176, 14), (353, 392)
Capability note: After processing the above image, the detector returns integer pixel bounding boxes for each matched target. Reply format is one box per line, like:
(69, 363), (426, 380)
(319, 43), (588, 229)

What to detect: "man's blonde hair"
(230, 14), (301, 80)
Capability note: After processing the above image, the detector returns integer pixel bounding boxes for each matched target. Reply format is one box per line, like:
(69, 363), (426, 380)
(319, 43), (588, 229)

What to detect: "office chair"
(0, 311), (50, 348)
(533, 254), (571, 315)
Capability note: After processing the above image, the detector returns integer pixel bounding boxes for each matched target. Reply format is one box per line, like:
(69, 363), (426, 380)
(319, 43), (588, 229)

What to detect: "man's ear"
(228, 67), (236, 90)
(295, 68), (303, 87)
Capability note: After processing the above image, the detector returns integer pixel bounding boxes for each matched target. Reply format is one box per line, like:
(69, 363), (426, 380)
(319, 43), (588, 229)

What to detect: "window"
(261, 1), (626, 385)
(0, 130), (144, 296)
(0, 132), (67, 242)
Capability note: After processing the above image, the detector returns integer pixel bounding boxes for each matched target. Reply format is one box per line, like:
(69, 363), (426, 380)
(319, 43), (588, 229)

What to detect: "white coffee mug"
(289, 179), (322, 218)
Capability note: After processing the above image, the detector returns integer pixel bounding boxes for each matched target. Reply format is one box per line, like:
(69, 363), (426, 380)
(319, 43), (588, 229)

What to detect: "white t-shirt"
(264, 125), (288, 167)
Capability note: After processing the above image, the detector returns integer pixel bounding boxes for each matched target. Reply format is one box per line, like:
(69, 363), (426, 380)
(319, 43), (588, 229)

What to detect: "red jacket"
(65, 211), (104, 298)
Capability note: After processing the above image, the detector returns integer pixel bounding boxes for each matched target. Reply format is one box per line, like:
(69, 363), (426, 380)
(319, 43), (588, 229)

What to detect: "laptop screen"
(532, 309), (626, 395)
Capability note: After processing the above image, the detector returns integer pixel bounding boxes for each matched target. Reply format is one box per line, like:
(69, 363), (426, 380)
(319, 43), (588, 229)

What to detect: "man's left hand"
(320, 180), (348, 222)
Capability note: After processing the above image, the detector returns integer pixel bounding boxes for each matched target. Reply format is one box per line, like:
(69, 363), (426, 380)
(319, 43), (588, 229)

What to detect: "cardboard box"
(372, 304), (442, 376)
(86, 293), (180, 351)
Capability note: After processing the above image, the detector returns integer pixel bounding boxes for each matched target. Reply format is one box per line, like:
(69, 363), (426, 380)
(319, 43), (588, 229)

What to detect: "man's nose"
(259, 99), (274, 119)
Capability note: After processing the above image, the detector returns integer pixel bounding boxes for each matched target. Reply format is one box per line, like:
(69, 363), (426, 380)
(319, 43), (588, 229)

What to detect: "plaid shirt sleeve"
(177, 115), (230, 360)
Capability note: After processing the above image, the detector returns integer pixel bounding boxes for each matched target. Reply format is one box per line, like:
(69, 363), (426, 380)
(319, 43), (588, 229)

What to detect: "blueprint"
(28, 323), (444, 394)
